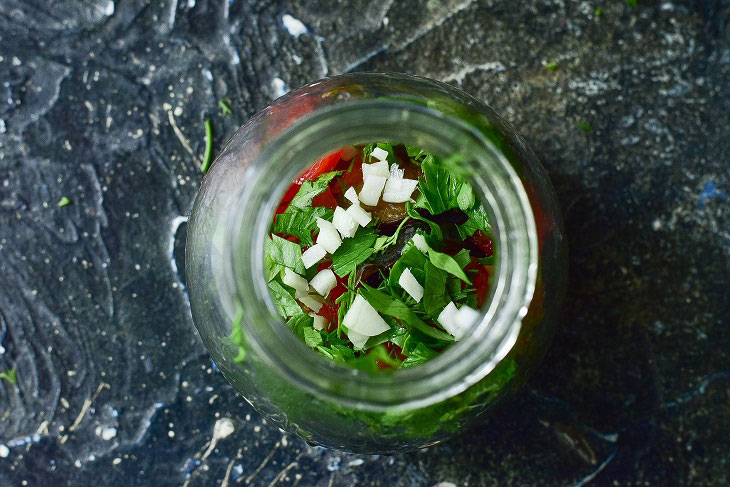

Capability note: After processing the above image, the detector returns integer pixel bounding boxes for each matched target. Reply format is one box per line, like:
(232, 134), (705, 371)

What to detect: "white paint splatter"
(271, 77), (288, 98)
(282, 14), (308, 37)
(213, 418), (235, 439)
(95, 426), (117, 441)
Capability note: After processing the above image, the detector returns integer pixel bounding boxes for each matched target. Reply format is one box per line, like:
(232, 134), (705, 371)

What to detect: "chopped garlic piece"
(359, 175), (386, 206)
(301, 244), (326, 269)
(310, 268), (337, 297)
(398, 268), (424, 302)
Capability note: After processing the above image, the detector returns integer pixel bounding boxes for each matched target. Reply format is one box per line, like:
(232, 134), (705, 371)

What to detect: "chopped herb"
(273, 206), (333, 246)
(423, 262), (449, 319)
(0, 368), (17, 385)
(402, 343), (438, 368)
(390, 244), (428, 285)
(577, 121), (593, 133)
(269, 280), (303, 318)
(285, 313), (314, 341)
(594, 6), (603, 17)
(544, 61), (559, 72)
(330, 227), (377, 277)
(218, 98), (233, 115)
(373, 217), (411, 253)
(457, 204), (490, 238)
(288, 171), (342, 210)
(264, 234), (306, 281)
(625, 0), (637, 6)
(360, 284), (453, 342)
(57, 196), (72, 207)
(303, 325), (323, 348)
(346, 345), (401, 372)
(423, 241), (471, 284)
(201, 118), (214, 173)
(404, 204), (443, 245)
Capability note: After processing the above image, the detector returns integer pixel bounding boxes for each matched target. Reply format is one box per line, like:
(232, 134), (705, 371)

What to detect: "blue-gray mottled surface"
(1, 0), (729, 485)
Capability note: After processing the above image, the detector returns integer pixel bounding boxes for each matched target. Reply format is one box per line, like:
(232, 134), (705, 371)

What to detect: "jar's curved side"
(186, 72), (566, 453)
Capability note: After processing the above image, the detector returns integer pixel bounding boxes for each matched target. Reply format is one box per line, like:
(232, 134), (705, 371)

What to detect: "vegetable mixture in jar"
(266, 142), (495, 370)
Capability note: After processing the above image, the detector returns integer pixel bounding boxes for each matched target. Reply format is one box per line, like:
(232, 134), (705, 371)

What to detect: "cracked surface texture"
(1, 0), (728, 485)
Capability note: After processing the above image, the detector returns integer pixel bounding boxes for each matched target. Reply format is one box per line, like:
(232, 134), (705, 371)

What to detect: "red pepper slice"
(469, 230), (494, 257)
(311, 185), (338, 209)
(280, 149), (344, 205)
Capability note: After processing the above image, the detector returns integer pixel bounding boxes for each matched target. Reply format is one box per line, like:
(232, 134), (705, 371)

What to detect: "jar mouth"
(229, 100), (538, 411)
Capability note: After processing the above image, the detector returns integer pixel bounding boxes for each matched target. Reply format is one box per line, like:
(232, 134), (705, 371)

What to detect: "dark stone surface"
(1, 0), (728, 485)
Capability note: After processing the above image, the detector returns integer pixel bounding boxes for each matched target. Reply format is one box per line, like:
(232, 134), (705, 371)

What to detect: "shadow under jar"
(186, 73), (567, 453)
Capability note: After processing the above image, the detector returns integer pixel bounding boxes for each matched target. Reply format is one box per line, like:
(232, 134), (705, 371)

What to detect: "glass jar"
(186, 73), (566, 453)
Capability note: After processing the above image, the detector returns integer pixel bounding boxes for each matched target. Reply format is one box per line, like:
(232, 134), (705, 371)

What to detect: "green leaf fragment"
(577, 121), (593, 133)
(218, 98), (233, 115)
(288, 171), (342, 210)
(264, 234), (306, 281)
(57, 196), (72, 207)
(201, 118), (214, 173)
(360, 284), (453, 342)
(330, 227), (377, 277)
(0, 368), (17, 385)
(402, 343), (438, 368)
(268, 280), (302, 318)
(273, 206), (333, 246)
(423, 262), (450, 319)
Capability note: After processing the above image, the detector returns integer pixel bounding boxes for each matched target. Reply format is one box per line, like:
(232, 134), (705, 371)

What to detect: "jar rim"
(228, 98), (538, 411)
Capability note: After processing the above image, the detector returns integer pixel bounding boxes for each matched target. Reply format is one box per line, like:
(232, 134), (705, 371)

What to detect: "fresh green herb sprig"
(218, 98), (233, 116)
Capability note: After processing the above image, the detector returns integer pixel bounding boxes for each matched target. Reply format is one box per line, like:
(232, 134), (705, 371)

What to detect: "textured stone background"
(1, 0), (729, 485)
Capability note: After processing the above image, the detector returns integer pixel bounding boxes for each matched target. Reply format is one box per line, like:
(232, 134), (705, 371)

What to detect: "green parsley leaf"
(264, 234), (306, 281)
(0, 368), (17, 385)
(457, 204), (490, 238)
(303, 327), (323, 348)
(404, 203), (443, 245)
(360, 284), (453, 342)
(362, 142), (395, 164)
(544, 61), (559, 72)
(288, 171), (342, 210)
(285, 313), (312, 341)
(416, 155), (473, 216)
(423, 262), (450, 319)
(423, 241), (472, 284)
(347, 345), (400, 372)
(330, 227), (377, 277)
(405, 144), (428, 161)
(625, 0), (637, 6)
(402, 343), (438, 368)
(57, 196), (72, 207)
(446, 274), (469, 302)
(273, 206), (333, 246)
(373, 217), (411, 253)
(594, 6), (603, 17)
(453, 249), (472, 269)
(268, 281), (302, 318)
(390, 244), (428, 286)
